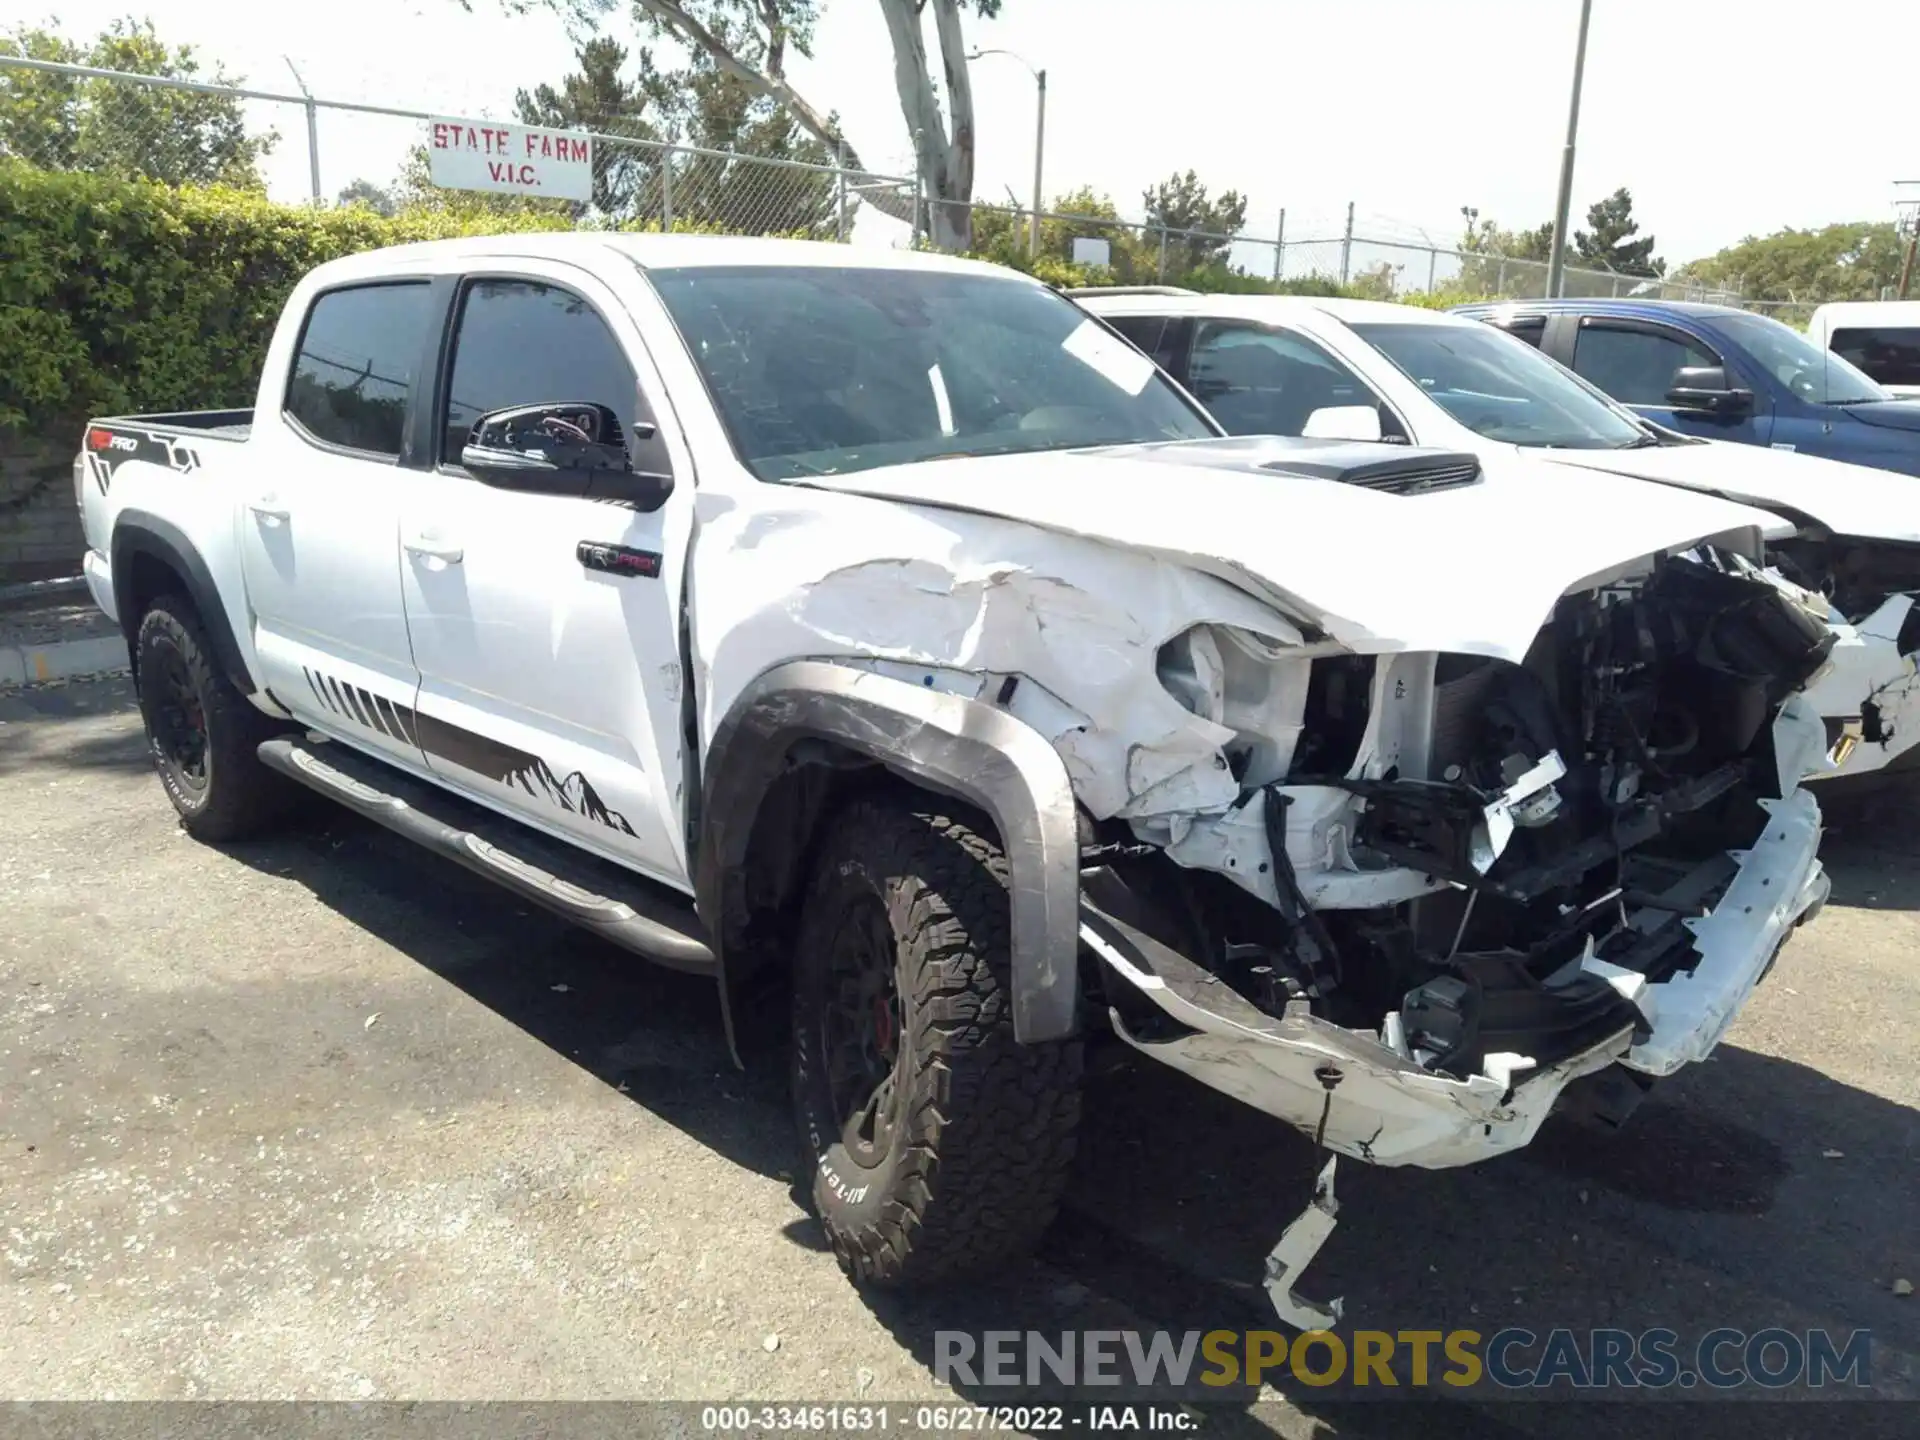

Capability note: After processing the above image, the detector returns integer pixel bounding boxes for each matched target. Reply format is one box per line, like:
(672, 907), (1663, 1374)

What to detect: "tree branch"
(630, 0), (912, 221)
(928, 0), (972, 203)
(876, 0), (949, 180)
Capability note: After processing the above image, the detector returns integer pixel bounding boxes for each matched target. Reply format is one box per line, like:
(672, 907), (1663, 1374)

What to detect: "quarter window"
(441, 279), (642, 464)
(284, 282), (434, 456)
(1572, 325), (1718, 406)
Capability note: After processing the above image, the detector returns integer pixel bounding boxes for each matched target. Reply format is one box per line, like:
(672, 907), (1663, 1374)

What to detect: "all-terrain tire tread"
(136, 595), (293, 842)
(798, 798), (1082, 1286)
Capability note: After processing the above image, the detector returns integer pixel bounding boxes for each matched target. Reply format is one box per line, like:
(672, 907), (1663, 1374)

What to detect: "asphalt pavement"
(1, 676), (1914, 1438)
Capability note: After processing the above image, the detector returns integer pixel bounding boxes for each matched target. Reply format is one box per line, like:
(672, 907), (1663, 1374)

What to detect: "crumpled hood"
(1541, 439), (1920, 540)
(798, 436), (1791, 662)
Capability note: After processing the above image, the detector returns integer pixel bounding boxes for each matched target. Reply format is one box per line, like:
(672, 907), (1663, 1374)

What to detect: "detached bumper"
(1085, 788), (1826, 1172)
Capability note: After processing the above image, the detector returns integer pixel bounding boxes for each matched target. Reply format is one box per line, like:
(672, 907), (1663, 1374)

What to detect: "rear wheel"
(791, 797), (1083, 1285)
(135, 595), (294, 841)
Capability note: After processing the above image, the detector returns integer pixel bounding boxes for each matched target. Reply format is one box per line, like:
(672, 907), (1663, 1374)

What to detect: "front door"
(238, 278), (437, 769)
(1565, 317), (1773, 447)
(397, 266), (694, 891)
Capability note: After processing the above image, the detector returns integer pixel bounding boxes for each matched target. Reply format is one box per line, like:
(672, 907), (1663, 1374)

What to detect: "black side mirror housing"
(1665, 366), (1753, 417)
(461, 402), (675, 511)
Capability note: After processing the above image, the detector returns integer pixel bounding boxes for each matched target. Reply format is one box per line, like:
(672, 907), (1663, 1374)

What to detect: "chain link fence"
(0, 51), (1782, 309)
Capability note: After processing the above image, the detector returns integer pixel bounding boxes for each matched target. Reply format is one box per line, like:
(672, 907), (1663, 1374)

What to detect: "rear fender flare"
(697, 660), (1082, 1051)
(110, 510), (254, 694)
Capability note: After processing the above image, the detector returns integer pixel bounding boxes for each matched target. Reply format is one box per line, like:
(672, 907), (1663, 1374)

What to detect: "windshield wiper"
(1616, 434), (1665, 448)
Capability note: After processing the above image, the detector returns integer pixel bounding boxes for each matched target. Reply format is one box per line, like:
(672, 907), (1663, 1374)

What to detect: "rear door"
(239, 279), (438, 769)
(1562, 315), (1774, 447)
(397, 263), (695, 891)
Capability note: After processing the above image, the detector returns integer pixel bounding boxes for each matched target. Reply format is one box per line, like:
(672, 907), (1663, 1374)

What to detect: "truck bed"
(92, 409), (254, 443)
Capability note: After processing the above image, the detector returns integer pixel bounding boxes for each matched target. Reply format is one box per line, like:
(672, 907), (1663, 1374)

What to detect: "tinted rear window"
(284, 282), (435, 456)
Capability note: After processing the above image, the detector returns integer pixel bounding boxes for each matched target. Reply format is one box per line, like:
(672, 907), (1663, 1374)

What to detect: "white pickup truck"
(76, 235), (1836, 1326)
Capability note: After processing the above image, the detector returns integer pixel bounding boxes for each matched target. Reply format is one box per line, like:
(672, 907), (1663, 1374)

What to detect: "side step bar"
(258, 735), (716, 974)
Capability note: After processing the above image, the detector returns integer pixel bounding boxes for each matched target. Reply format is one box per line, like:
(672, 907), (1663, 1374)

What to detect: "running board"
(258, 735), (715, 974)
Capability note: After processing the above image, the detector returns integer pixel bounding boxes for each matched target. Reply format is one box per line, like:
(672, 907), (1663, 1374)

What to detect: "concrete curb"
(0, 634), (128, 688)
(0, 575), (87, 604)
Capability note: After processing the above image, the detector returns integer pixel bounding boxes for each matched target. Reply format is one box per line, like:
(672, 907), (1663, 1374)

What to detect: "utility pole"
(1545, 0), (1595, 299)
(1030, 69), (1047, 260)
(969, 49), (1047, 260)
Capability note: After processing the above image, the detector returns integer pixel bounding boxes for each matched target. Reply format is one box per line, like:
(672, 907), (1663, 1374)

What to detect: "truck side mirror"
(462, 402), (675, 511)
(1665, 366), (1753, 417)
(1301, 404), (1384, 442)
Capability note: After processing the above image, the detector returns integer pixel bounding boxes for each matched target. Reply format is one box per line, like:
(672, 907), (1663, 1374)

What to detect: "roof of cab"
(1449, 297), (1756, 322)
(300, 232), (1024, 284)
(1073, 290), (1472, 327)
(1807, 300), (1920, 324)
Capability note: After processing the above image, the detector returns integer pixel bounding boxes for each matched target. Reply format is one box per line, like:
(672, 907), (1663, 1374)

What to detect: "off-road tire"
(135, 595), (293, 842)
(791, 797), (1083, 1286)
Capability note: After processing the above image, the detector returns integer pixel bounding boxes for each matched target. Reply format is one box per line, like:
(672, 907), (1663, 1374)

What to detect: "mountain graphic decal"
(503, 758), (639, 837)
(299, 668), (638, 839)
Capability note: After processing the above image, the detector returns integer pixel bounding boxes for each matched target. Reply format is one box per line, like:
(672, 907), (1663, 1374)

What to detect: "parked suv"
(77, 237), (1833, 1325)
(1450, 298), (1920, 475)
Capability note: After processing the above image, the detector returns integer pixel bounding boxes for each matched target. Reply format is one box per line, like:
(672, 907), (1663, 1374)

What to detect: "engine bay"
(1091, 549), (1835, 1083)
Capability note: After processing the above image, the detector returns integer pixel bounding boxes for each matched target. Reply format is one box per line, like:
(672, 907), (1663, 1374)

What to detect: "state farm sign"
(428, 118), (593, 203)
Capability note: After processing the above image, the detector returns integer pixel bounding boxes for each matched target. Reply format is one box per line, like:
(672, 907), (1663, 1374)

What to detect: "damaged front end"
(1770, 535), (1920, 777)
(1078, 548), (1835, 1326)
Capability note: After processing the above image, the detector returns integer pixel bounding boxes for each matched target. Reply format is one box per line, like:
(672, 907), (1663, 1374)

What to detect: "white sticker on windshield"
(1061, 319), (1155, 396)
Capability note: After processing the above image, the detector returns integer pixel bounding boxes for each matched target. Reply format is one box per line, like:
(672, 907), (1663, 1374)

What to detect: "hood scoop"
(1258, 450), (1483, 496)
(1099, 435), (1483, 496)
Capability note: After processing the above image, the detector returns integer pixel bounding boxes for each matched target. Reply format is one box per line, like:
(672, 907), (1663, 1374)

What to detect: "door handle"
(248, 495), (290, 523)
(404, 533), (464, 564)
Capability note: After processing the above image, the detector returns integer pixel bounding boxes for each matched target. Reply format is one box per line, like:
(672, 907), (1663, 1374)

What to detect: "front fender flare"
(698, 661), (1082, 1045)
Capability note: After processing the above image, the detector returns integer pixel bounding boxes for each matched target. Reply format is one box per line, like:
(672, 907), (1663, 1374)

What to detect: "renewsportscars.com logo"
(935, 1327), (1873, 1391)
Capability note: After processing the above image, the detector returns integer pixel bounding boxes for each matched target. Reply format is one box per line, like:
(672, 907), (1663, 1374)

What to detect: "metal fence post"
(660, 150), (674, 231)
(1273, 208), (1285, 283)
(1340, 201), (1355, 285)
(834, 141), (848, 242)
(304, 97), (320, 203)
(1157, 226), (1168, 281)
(911, 127), (924, 248)
(1496, 258), (1508, 294)
(1427, 247), (1437, 293)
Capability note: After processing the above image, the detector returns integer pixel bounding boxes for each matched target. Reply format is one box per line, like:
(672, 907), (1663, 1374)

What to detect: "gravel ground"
(1, 677), (1914, 1438)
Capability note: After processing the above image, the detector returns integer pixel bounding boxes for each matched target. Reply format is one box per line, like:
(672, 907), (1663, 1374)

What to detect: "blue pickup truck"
(1451, 298), (1920, 477)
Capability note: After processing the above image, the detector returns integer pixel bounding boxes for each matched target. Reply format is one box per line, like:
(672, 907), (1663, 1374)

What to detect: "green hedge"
(0, 160), (1495, 442)
(0, 160), (584, 438)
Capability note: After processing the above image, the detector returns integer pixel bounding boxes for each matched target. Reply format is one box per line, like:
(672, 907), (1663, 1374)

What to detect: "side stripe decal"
(296, 665), (636, 839)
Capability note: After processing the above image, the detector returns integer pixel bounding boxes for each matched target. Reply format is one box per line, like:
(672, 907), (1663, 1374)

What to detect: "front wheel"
(135, 595), (294, 842)
(791, 797), (1083, 1286)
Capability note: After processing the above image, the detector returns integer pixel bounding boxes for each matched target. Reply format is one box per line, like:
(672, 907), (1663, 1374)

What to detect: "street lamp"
(1545, 0), (1595, 299)
(967, 47), (1046, 260)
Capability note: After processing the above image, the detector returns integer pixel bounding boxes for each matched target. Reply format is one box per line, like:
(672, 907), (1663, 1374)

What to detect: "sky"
(19, 0), (1920, 267)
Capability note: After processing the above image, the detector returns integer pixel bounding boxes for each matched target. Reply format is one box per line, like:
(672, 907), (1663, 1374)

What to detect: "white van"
(1806, 300), (1920, 397)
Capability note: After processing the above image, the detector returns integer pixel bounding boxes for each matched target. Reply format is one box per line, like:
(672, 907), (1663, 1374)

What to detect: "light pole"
(968, 47), (1046, 260)
(1545, 0), (1595, 299)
